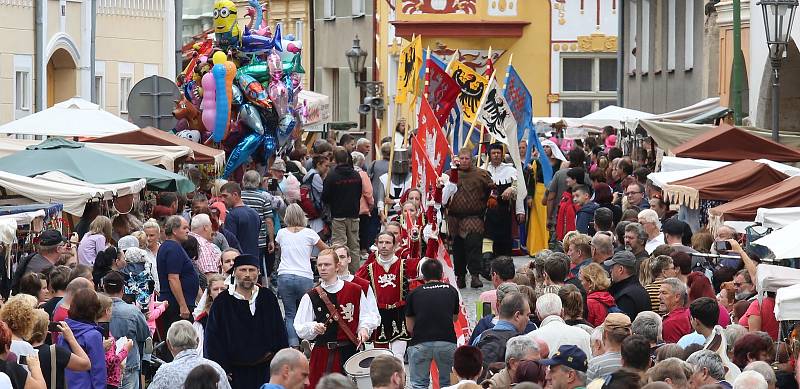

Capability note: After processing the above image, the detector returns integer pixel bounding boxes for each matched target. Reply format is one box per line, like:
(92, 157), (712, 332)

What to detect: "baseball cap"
(538, 345), (588, 372)
(604, 250), (637, 268)
(39, 230), (67, 247)
(603, 313), (632, 330)
(270, 159), (287, 172)
(117, 235), (139, 252)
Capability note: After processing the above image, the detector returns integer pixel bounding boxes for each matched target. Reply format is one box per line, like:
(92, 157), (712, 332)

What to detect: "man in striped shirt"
(241, 170), (276, 280)
(586, 313), (630, 380)
(189, 213), (222, 275)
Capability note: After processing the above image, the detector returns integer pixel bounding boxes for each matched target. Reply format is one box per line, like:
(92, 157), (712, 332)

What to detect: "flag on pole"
(434, 238), (472, 344)
(396, 36), (423, 104)
(483, 53), (495, 78)
(410, 135), (438, 194)
(449, 60), (488, 123)
(503, 64), (553, 185)
(417, 99), (452, 175)
(424, 58), (461, 127)
(477, 78), (528, 204)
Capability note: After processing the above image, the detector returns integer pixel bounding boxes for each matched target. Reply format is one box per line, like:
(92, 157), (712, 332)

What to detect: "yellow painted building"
(375, 0), (552, 137)
(0, 0), (177, 127)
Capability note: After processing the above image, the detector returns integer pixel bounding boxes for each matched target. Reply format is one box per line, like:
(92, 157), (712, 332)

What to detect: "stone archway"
(756, 40), (800, 133)
(46, 48), (78, 108)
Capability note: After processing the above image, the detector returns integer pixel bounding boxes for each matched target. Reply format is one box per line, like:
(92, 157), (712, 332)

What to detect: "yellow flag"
(396, 36), (423, 104)
(449, 60), (488, 123)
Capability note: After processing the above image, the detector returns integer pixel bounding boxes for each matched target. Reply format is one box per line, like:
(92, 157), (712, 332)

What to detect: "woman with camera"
(30, 309), (90, 389)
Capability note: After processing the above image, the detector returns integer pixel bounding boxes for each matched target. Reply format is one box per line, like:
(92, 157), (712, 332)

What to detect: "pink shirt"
(739, 297), (778, 340)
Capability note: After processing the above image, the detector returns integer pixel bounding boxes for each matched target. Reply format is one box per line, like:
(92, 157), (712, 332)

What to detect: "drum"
(343, 348), (394, 389)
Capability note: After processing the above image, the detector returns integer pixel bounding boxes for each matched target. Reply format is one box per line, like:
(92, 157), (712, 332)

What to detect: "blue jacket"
(576, 201), (600, 234)
(110, 297), (150, 371)
(59, 318), (106, 389)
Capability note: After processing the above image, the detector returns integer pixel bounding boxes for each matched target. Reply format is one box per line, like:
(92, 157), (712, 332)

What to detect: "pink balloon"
(267, 50), (282, 77)
(269, 79), (289, 115)
(201, 72), (217, 136)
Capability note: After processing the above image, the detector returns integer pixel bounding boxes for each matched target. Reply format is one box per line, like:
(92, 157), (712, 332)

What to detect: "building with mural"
(0, 0), (177, 127)
(548, 0), (618, 118)
(375, 0), (618, 137)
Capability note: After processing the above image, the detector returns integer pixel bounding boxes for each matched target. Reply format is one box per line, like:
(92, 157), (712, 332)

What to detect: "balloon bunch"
(175, 0), (309, 179)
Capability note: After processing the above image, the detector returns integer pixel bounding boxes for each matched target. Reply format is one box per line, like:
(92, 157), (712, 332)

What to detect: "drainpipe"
(617, 0), (625, 106)
(308, 0), (315, 89)
(372, 0), (378, 145)
(176, 0), (184, 77)
(35, 0), (44, 111)
(90, 0), (96, 103)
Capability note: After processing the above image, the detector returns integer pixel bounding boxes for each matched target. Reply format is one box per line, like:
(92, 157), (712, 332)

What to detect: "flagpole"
(482, 47), (495, 167)
(423, 46), (431, 100)
(445, 49), (459, 73)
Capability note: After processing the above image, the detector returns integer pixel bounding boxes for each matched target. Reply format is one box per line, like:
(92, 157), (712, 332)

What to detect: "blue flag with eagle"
(503, 64), (552, 186)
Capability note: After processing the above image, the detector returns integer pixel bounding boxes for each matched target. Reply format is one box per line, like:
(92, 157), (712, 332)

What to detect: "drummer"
(356, 232), (417, 358)
(295, 249), (380, 389)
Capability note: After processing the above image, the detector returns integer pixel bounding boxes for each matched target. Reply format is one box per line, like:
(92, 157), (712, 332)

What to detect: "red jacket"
(556, 191), (577, 240)
(586, 290), (617, 327)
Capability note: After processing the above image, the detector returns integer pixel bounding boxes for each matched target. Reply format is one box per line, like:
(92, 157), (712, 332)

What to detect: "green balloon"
(237, 63), (270, 84)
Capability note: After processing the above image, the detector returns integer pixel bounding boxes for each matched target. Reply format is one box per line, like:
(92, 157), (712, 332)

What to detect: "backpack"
(299, 173), (323, 219)
(9, 252), (36, 296)
(607, 305), (624, 314)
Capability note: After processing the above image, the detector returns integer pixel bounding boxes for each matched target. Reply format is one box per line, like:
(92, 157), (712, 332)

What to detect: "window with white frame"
(295, 20), (304, 41)
(13, 55), (33, 120)
(560, 56), (617, 117)
(352, 0), (365, 16)
(323, 0), (335, 19)
(95, 61), (106, 108)
(119, 62), (134, 119)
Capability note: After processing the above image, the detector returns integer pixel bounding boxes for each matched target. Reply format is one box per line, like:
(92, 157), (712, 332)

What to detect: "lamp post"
(345, 36), (368, 86)
(758, 0), (799, 142)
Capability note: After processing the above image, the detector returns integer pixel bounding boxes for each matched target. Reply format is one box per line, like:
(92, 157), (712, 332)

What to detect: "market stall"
(662, 160), (789, 230)
(87, 127), (225, 170)
(0, 138), (194, 193)
(638, 120), (800, 151)
(708, 177), (800, 224)
(671, 124), (800, 162)
(0, 98), (138, 138)
(753, 222), (800, 261)
(0, 138), (193, 171)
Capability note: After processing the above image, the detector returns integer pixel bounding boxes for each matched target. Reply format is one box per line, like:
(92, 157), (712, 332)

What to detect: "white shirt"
(276, 228), (321, 279)
(645, 233), (665, 254)
(339, 273), (380, 320)
(294, 279), (381, 340)
(442, 380), (478, 389)
(228, 281), (260, 315)
(526, 316), (592, 359)
(485, 162), (524, 214)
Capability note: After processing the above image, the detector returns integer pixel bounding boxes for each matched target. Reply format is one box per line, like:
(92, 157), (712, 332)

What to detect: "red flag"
(424, 58), (461, 127)
(483, 54), (495, 77)
(434, 237), (472, 344)
(410, 135), (437, 193)
(418, 99), (452, 175)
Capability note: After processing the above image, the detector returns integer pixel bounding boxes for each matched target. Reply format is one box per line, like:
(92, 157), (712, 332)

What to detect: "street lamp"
(758, 0), (798, 142)
(345, 36), (368, 86)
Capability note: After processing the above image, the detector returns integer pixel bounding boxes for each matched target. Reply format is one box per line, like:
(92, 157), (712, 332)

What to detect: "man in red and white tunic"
(334, 245), (379, 317)
(356, 231), (417, 358)
(358, 222), (417, 271)
(295, 249), (380, 389)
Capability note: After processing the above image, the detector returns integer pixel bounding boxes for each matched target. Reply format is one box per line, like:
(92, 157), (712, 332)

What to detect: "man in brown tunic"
(441, 147), (494, 288)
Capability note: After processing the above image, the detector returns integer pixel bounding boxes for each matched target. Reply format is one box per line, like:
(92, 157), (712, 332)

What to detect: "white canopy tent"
(775, 284), (800, 321)
(753, 220), (800, 260)
(756, 207), (800, 229)
(0, 98), (138, 138)
(0, 138), (193, 171)
(0, 170), (145, 216)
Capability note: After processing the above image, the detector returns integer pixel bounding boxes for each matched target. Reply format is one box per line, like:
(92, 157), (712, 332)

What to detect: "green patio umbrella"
(0, 138), (195, 193)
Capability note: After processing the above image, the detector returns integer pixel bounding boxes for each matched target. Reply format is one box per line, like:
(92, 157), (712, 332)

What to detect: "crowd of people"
(0, 127), (791, 389)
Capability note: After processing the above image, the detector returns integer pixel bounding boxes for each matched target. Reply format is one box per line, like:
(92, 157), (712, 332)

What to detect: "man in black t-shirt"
(405, 259), (460, 389)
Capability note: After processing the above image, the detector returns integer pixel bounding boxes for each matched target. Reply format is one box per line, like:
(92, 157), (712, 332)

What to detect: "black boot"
(457, 276), (466, 289)
(481, 252), (494, 281)
(471, 274), (483, 288)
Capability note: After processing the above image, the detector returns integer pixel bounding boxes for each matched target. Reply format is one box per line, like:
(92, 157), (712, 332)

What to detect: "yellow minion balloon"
(213, 0), (241, 51)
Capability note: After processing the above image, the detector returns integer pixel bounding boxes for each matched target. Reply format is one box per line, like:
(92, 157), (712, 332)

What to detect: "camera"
(715, 241), (732, 252)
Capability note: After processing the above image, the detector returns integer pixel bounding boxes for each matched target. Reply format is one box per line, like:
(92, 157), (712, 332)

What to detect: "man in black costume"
(205, 254), (289, 389)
